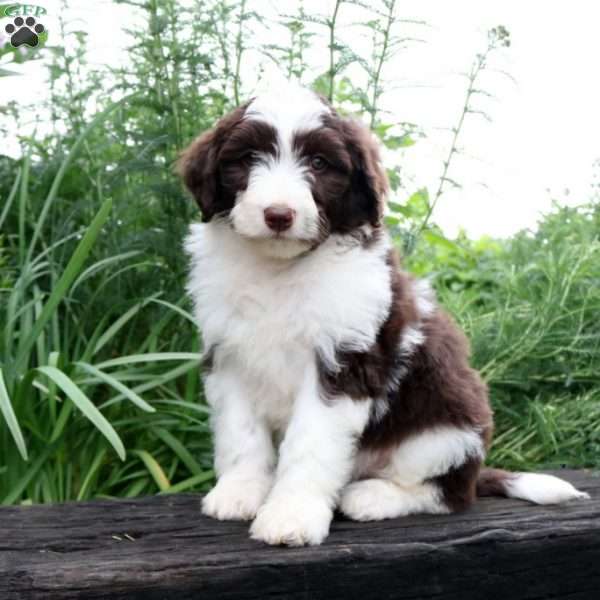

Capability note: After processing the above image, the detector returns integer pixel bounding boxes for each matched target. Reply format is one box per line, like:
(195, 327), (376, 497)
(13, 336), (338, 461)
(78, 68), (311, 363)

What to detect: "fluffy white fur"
(245, 85), (330, 146)
(399, 325), (425, 355)
(201, 367), (275, 521)
(340, 479), (448, 521)
(186, 222), (391, 544)
(186, 221), (393, 402)
(412, 278), (436, 318)
(250, 368), (371, 546)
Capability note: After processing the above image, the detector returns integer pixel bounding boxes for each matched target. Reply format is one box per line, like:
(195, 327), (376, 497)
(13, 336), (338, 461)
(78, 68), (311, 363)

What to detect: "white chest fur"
(186, 223), (392, 430)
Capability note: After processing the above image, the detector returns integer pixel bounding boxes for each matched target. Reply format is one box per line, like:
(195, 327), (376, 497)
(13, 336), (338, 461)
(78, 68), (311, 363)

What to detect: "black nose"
(264, 206), (295, 232)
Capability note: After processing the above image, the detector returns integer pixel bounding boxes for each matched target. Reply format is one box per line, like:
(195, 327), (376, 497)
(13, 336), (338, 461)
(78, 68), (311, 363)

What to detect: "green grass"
(422, 202), (600, 470)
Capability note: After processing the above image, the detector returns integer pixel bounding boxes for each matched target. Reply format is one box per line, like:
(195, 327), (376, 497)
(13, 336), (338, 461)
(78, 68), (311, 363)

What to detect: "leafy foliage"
(410, 203), (600, 469)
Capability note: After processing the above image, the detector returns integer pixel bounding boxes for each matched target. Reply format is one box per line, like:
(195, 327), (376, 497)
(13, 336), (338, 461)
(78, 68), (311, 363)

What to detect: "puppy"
(179, 85), (588, 546)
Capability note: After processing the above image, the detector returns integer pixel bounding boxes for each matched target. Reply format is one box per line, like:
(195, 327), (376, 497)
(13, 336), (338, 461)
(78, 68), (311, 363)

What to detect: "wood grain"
(1, 470), (599, 599)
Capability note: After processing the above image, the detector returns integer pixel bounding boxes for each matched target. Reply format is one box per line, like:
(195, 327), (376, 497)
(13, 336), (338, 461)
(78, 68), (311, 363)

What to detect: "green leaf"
(123, 478), (150, 498)
(383, 134), (415, 149)
(133, 450), (170, 491)
(406, 188), (430, 218)
(0, 367), (28, 460)
(101, 362), (199, 410)
(37, 366), (126, 461)
(153, 427), (203, 475)
(70, 250), (142, 294)
(423, 230), (462, 253)
(74, 362), (156, 413)
(0, 166), (20, 230)
(2, 448), (51, 505)
(18, 152), (30, 263)
(149, 299), (198, 326)
(388, 200), (412, 218)
(386, 167), (401, 191)
(49, 397), (73, 443)
(91, 294), (160, 357)
(0, 67), (18, 77)
(14, 198), (113, 373)
(160, 470), (215, 494)
(96, 352), (202, 369)
(76, 449), (107, 501)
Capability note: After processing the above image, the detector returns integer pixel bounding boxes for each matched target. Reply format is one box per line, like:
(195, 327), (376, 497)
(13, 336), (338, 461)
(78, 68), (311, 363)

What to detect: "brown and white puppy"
(180, 84), (588, 546)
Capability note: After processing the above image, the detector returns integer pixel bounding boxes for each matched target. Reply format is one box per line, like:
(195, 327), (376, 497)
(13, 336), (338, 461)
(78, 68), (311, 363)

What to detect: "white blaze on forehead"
(245, 85), (331, 150)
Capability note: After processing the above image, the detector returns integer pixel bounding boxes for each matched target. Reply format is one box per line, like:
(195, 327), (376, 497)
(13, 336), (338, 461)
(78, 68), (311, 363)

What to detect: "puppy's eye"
(310, 155), (327, 171)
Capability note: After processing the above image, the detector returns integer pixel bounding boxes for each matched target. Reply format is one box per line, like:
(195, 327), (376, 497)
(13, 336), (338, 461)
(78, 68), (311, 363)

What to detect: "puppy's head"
(178, 86), (388, 259)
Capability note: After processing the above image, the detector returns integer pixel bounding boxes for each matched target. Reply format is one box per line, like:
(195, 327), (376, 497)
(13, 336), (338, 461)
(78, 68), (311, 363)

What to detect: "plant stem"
(327, 0), (342, 102)
(369, 0), (396, 130)
(413, 45), (491, 240)
(233, 0), (247, 106)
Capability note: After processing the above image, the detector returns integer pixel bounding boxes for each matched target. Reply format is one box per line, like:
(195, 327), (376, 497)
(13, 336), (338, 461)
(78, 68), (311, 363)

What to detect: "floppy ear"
(177, 106), (247, 222)
(177, 128), (219, 222)
(340, 118), (389, 227)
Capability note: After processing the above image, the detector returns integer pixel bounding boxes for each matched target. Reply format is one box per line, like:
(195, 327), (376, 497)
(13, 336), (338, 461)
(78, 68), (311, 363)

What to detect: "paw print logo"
(5, 16), (45, 48)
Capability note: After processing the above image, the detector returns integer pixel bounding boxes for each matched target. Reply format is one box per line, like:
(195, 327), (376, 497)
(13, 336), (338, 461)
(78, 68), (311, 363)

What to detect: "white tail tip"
(506, 473), (590, 505)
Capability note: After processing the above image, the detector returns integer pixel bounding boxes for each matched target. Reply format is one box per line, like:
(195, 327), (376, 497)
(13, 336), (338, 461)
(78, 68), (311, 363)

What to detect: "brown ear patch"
(339, 117), (389, 226)
(177, 105), (248, 222)
(309, 114), (389, 234)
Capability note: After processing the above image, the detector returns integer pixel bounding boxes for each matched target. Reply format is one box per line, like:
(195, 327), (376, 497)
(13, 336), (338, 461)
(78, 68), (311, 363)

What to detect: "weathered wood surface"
(1, 469), (599, 599)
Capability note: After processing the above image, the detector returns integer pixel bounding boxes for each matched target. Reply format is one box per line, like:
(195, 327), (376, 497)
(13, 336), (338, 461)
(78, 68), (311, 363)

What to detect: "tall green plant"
(0, 98), (210, 503)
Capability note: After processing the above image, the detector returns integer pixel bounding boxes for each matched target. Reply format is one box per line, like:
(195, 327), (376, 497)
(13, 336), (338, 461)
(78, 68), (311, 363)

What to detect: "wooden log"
(1, 469), (599, 599)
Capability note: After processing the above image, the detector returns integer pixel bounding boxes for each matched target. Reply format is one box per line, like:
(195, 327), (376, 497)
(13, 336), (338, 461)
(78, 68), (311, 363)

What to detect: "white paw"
(202, 475), (272, 521)
(340, 479), (391, 521)
(250, 493), (332, 546)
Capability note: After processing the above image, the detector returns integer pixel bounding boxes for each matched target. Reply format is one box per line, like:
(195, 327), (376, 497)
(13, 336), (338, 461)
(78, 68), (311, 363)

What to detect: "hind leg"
(340, 478), (449, 521)
(341, 426), (485, 521)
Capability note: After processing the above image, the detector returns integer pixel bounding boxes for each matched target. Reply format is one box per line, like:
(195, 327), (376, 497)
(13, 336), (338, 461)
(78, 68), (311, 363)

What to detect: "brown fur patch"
(359, 308), (493, 450)
(433, 456), (481, 512)
(476, 468), (514, 497)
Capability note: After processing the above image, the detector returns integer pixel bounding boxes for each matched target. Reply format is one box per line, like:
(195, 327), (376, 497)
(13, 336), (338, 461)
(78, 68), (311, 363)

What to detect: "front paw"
(249, 493), (332, 546)
(202, 475), (272, 521)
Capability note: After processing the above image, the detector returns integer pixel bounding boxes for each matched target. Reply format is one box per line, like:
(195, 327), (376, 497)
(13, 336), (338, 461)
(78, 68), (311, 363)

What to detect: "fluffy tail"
(477, 468), (590, 505)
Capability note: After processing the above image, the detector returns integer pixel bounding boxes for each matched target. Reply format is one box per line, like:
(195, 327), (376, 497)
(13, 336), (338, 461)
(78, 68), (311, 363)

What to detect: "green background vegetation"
(1, 0), (599, 504)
